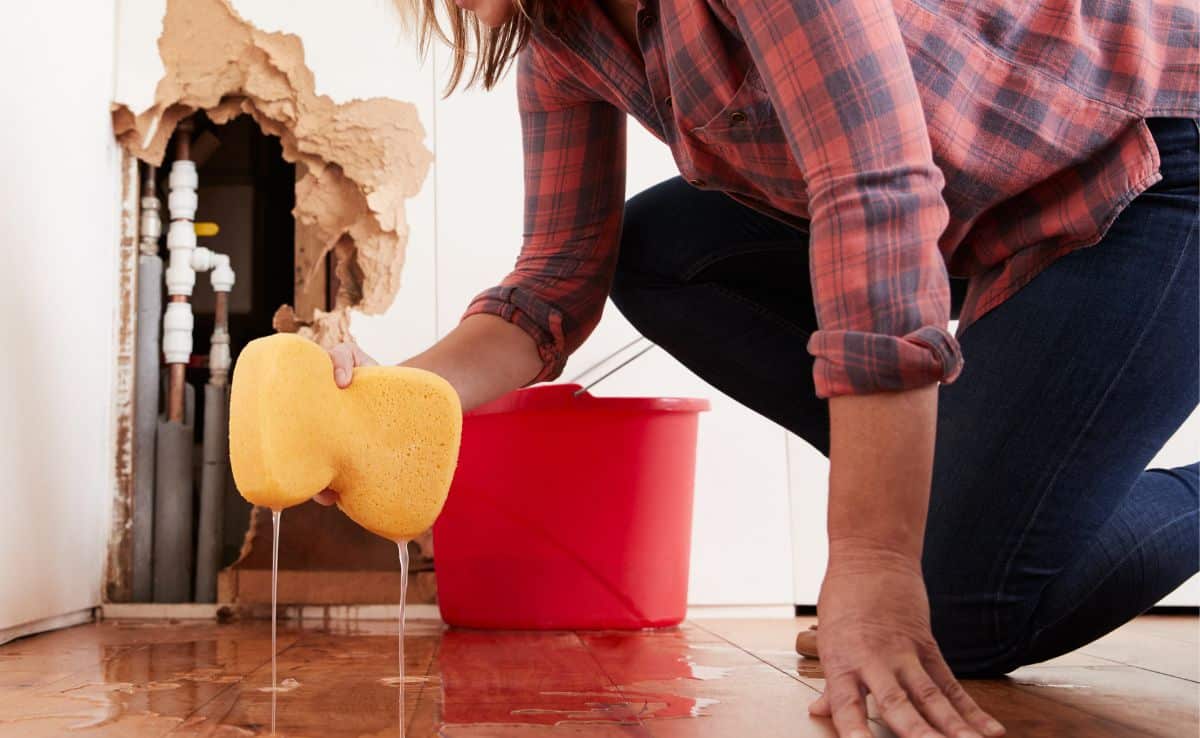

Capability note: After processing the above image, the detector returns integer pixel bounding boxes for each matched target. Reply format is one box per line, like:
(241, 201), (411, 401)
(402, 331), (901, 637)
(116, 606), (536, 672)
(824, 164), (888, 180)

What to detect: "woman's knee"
(611, 180), (691, 327)
(924, 556), (1036, 676)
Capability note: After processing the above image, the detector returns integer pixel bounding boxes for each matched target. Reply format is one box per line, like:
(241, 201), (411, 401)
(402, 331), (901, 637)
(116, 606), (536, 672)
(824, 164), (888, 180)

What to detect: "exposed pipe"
(194, 245), (236, 602)
(151, 117), (241, 603)
(164, 118), (197, 423)
(152, 387), (195, 602)
(132, 165), (163, 602)
(154, 119), (198, 602)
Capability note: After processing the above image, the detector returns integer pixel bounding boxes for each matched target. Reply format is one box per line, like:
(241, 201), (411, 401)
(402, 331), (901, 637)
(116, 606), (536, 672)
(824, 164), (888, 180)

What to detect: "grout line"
(167, 630), (311, 734)
(685, 620), (820, 692)
(572, 630), (667, 737)
(1075, 634), (1200, 683)
(1003, 680), (1168, 738)
(408, 628), (441, 736)
(1080, 656), (1200, 684)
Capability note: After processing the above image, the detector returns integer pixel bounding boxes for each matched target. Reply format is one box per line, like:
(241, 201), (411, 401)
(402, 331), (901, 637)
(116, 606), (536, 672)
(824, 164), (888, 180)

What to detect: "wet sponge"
(229, 333), (462, 541)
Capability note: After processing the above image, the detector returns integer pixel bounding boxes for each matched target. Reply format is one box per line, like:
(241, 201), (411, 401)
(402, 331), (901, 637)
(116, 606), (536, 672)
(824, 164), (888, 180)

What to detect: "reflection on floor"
(0, 615), (1195, 737)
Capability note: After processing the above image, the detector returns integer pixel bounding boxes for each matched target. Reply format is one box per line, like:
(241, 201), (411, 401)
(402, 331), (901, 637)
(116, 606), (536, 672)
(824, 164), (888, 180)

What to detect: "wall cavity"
(111, 0), (433, 344)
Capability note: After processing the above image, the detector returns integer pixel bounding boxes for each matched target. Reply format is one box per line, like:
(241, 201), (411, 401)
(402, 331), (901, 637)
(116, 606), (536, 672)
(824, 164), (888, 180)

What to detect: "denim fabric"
(611, 117), (1200, 675)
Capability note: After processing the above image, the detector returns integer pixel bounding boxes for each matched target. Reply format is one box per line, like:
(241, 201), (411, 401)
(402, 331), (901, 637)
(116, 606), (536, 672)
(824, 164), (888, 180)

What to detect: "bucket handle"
(568, 336), (655, 396)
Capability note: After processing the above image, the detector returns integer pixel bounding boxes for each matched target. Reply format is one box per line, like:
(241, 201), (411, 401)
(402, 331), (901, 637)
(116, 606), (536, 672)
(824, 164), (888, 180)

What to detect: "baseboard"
(100, 602), (444, 622)
(686, 604), (796, 619)
(0, 607), (96, 646)
(795, 605), (1197, 617)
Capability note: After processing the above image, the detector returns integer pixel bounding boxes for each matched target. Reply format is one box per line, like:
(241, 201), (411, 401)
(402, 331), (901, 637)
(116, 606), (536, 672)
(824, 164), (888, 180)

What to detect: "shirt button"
(639, 13), (657, 29)
(729, 110), (747, 125)
(662, 95), (673, 108)
(688, 178), (705, 187)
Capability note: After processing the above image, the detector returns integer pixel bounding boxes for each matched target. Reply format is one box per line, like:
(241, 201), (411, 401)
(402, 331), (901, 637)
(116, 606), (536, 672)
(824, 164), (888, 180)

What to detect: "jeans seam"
(679, 241), (808, 283)
(712, 283), (817, 338)
(990, 214), (1197, 646)
(1028, 506), (1198, 641)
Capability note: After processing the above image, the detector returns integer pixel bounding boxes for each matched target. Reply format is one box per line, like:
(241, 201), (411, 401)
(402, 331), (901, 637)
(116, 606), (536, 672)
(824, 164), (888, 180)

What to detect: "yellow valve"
(194, 222), (220, 237)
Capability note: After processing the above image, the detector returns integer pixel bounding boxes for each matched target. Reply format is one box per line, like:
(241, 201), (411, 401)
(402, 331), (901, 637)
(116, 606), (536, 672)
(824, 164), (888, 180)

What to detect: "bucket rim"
(466, 383), (711, 416)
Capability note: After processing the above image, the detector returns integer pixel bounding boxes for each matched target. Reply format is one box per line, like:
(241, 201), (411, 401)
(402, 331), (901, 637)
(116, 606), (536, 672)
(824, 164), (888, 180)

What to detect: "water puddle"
(257, 677), (300, 693)
(269, 508), (281, 734)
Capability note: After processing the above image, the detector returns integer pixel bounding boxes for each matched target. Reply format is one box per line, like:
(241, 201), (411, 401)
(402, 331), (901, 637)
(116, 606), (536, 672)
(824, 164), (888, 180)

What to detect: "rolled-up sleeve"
(462, 44), (627, 384)
(729, 0), (963, 397)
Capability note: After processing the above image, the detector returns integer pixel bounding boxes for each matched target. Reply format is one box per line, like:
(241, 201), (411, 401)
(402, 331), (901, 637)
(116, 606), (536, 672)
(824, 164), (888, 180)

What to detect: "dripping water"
(397, 539), (410, 737)
(271, 508), (281, 734)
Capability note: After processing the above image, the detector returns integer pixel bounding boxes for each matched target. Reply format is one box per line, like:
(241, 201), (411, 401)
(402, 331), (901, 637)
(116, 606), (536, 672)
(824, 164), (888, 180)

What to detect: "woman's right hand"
(313, 342), (379, 507)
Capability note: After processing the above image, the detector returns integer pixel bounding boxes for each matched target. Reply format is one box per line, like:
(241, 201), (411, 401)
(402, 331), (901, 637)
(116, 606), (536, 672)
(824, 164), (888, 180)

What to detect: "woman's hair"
(401, 1), (551, 94)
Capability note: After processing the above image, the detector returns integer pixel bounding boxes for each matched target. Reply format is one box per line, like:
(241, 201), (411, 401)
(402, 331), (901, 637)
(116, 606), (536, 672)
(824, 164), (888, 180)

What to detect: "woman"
(320, 1), (1199, 736)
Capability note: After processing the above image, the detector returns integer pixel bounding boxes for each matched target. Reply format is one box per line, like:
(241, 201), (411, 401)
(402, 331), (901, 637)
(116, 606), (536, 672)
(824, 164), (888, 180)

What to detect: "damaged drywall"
(112, 0), (432, 345)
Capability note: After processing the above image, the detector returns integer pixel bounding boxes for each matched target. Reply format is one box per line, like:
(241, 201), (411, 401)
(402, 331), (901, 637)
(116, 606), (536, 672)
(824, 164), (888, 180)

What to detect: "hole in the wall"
(135, 113), (432, 607)
(156, 111), (299, 571)
(111, 0), (436, 607)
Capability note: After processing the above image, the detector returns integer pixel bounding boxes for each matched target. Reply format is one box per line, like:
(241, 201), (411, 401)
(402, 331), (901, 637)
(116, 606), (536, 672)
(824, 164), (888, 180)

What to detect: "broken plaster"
(112, 0), (432, 346)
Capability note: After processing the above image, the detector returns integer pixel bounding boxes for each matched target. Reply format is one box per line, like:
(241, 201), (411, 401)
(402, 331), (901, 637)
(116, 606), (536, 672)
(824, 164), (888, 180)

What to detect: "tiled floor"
(0, 615), (1195, 737)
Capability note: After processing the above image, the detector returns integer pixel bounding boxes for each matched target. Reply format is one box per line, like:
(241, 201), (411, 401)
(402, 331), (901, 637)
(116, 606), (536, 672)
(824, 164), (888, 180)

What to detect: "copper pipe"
(165, 118), (195, 424)
(167, 291), (191, 422)
(167, 364), (187, 423)
(214, 291), (228, 332)
(141, 164), (156, 199)
(174, 118), (194, 161)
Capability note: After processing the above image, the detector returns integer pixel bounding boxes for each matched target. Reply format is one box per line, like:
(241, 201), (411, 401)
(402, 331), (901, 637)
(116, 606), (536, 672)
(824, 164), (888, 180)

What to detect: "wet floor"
(0, 615), (1195, 737)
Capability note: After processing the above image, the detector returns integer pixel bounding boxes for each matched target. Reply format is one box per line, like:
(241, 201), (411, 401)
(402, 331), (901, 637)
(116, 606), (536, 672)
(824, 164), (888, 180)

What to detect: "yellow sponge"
(228, 333), (462, 541)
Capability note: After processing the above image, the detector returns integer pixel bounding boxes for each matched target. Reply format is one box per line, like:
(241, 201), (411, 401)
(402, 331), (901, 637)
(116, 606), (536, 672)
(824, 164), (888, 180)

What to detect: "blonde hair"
(399, 1), (551, 94)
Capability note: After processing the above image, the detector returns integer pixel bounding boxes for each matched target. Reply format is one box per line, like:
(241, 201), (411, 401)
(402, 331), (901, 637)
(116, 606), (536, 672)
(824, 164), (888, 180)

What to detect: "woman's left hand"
(810, 544), (1005, 738)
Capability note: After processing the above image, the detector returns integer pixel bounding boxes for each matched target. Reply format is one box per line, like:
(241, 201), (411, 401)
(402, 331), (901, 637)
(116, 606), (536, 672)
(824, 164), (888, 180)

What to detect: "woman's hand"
(810, 544), (1004, 738)
(312, 342), (379, 507)
(328, 341), (378, 388)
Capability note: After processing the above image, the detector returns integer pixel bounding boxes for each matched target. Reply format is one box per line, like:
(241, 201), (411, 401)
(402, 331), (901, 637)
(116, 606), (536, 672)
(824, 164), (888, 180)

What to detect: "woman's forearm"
(400, 314), (544, 412)
(827, 385), (939, 563)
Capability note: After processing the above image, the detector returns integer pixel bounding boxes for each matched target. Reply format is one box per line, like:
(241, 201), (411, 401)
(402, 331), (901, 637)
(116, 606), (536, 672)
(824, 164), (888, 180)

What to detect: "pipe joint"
(166, 219), (196, 250)
(167, 161), (198, 220)
(139, 197), (162, 255)
(190, 246), (215, 273)
(209, 329), (231, 380)
(210, 254), (236, 292)
(162, 302), (194, 365)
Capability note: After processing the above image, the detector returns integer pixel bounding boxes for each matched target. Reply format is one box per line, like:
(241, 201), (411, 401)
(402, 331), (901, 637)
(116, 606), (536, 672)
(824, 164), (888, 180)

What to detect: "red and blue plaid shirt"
(463, 0), (1199, 397)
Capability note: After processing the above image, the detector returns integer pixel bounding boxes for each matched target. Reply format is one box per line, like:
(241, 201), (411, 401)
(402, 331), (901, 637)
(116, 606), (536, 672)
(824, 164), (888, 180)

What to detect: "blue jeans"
(611, 117), (1200, 676)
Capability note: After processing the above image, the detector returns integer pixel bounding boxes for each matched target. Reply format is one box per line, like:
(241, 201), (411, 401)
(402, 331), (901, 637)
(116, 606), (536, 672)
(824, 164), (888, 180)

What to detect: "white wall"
(0, 0), (122, 631)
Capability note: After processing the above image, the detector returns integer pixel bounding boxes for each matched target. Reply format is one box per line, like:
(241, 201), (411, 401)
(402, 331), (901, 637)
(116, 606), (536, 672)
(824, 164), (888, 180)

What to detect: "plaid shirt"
(464, 0), (1199, 398)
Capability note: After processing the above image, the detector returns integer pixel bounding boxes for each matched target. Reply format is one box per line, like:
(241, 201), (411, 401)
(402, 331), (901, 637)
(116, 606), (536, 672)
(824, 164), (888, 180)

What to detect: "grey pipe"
(132, 253), (162, 602)
(194, 382), (229, 602)
(152, 384), (195, 602)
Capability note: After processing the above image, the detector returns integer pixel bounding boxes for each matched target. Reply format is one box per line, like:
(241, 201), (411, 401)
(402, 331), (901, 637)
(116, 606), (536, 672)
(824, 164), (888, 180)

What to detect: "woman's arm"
(827, 389), (936, 561)
(327, 314), (541, 413)
(725, 0), (993, 736)
(810, 389), (1005, 738)
(400, 313), (543, 412)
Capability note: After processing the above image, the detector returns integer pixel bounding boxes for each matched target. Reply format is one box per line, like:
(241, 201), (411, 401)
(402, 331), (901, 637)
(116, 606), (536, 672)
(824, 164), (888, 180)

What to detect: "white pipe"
(163, 160), (198, 370)
(191, 247), (236, 382)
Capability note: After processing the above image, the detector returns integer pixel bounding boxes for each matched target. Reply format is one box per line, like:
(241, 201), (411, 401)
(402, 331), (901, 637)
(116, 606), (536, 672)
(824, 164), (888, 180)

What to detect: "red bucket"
(433, 384), (710, 629)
